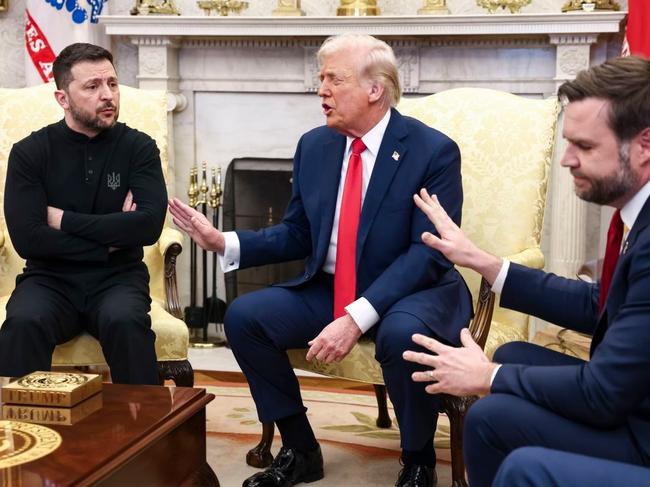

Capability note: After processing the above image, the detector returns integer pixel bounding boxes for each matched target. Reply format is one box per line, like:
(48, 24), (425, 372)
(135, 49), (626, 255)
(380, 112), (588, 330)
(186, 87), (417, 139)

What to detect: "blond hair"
(317, 34), (401, 107)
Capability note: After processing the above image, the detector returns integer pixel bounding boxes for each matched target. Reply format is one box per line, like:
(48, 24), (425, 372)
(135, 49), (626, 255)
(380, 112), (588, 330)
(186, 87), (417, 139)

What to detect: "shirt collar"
(621, 180), (650, 231)
(344, 109), (392, 158)
(56, 118), (117, 143)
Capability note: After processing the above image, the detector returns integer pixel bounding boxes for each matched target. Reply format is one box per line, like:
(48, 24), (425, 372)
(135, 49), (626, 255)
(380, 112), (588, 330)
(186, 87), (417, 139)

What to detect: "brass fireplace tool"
(185, 163), (227, 347)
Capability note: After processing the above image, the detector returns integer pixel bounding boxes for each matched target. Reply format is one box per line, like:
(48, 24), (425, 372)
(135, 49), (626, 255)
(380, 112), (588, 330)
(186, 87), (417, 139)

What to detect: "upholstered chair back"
(398, 88), (560, 355)
(0, 82), (169, 305)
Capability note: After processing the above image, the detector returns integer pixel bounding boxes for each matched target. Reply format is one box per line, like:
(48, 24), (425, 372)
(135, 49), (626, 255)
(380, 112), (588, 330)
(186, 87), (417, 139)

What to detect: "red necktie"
(334, 138), (366, 319)
(599, 209), (624, 313)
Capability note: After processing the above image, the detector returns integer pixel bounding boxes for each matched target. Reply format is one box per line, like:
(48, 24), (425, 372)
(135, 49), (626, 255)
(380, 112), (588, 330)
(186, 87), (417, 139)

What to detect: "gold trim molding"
(272, 0), (304, 16)
(561, 0), (620, 12)
(418, 0), (449, 15)
(477, 0), (532, 14)
(130, 0), (180, 15)
(337, 0), (380, 16)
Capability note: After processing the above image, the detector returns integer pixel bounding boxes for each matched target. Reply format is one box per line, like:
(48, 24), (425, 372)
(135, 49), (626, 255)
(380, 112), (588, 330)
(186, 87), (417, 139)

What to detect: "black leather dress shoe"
(395, 464), (437, 487)
(242, 445), (324, 487)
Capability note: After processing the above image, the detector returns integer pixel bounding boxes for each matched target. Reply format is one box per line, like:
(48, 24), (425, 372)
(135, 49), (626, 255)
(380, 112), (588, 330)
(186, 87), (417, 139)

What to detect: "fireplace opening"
(222, 158), (306, 304)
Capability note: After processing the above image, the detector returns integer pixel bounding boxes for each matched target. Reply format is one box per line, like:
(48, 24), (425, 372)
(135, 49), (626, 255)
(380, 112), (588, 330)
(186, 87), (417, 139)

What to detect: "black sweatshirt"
(4, 119), (167, 270)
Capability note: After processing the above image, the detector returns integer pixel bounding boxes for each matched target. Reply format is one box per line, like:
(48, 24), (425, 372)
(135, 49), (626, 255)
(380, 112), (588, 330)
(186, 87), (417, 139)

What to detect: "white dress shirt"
(488, 180), (650, 385)
(219, 109), (393, 333)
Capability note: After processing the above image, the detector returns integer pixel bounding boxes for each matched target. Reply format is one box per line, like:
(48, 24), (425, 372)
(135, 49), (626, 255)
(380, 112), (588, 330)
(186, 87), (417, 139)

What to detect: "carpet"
(201, 374), (453, 486)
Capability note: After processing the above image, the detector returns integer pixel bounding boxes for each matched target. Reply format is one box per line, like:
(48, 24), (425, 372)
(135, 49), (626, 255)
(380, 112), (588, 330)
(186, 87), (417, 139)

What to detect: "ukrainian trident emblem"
(107, 172), (120, 191)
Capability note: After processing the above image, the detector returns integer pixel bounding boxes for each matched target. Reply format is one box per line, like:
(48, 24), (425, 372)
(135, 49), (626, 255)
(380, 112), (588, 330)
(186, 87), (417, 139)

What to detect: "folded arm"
(59, 139), (167, 248)
(4, 144), (108, 262)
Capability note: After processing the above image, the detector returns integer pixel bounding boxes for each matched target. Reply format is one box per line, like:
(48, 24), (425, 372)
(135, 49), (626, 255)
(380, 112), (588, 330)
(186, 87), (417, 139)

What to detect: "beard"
(574, 142), (639, 205)
(68, 97), (119, 133)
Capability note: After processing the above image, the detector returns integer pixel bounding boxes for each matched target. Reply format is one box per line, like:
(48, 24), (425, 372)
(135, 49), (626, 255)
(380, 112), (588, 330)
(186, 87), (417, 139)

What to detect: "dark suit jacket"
(493, 196), (650, 461)
(235, 108), (472, 343)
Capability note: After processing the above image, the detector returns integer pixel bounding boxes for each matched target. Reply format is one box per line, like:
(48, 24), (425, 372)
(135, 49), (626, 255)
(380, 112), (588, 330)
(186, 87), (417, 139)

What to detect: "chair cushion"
(0, 295), (189, 365)
(287, 338), (384, 385)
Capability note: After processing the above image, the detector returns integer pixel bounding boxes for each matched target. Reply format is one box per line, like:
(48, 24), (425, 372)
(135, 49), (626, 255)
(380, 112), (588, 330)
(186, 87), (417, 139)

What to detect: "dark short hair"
(52, 43), (114, 90)
(557, 56), (650, 141)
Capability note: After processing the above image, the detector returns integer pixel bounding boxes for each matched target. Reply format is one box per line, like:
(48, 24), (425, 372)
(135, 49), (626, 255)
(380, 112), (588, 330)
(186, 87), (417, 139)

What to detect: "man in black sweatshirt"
(0, 43), (167, 385)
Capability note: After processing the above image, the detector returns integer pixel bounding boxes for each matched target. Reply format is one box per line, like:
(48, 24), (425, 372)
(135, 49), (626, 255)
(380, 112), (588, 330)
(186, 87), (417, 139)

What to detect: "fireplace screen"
(223, 158), (306, 303)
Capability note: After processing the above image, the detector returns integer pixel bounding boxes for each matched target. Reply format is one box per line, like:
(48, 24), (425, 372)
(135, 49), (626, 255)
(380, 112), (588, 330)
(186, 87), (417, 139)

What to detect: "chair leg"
(373, 384), (392, 428)
(441, 394), (479, 487)
(247, 421), (275, 468)
(158, 360), (194, 387)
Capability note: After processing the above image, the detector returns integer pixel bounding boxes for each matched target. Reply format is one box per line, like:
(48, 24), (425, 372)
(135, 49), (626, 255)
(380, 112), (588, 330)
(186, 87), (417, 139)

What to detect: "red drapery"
(624, 0), (650, 58)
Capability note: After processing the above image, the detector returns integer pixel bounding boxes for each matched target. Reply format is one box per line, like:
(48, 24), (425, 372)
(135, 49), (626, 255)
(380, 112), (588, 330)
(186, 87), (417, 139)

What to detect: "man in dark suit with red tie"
(404, 56), (650, 487)
(169, 34), (472, 487)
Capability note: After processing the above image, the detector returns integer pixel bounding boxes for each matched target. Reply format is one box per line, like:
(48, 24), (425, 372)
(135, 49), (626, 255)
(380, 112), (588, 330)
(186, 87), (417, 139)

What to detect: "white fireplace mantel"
(101, 12), (625, 38)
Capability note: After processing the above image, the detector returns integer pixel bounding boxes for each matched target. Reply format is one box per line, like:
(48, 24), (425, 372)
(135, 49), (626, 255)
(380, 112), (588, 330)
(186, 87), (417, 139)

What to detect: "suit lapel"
(315, 133), (346, 264)
(357, 109), (408, 262)
(621, 197), (650, 255)
(592, 197), (650, 355)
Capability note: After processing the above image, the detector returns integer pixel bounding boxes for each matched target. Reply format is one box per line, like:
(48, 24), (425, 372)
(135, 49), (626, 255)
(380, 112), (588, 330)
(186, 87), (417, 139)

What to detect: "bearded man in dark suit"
(405, 56), (650, 487)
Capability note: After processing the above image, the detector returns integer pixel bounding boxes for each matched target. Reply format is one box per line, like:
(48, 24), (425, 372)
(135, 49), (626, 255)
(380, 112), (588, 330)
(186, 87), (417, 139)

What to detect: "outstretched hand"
(414, 189), (502, 284)
(403, 329), (496, 397)
(168, 198), (225, 253)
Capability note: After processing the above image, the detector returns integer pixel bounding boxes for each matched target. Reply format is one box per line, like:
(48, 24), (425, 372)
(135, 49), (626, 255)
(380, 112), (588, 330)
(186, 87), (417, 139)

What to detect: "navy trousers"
(493, 447), (650, 487)
(464, 342), (645, 487)
(224, 273), (442, 453)
(0, 262), (158, 385)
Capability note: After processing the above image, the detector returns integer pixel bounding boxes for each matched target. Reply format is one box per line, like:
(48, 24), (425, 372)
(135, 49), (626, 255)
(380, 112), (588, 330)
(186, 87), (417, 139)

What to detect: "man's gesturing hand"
(168, 197), (225, 253)
(414, 189), (502, 285)
(306, 314), (362, 363)
(403, 329), (497, 397)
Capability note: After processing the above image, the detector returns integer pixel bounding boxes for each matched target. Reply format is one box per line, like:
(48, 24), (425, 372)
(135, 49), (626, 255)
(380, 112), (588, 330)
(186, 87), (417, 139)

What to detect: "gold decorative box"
(3, 393), (103, 426)
(2, 371), (102, 408)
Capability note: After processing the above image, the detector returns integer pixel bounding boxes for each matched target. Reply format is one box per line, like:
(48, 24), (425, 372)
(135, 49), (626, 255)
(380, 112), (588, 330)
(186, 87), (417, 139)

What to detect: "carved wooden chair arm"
(469, 277), (496, 351)
(468, 246), (545, 351)
(159, 227), (183, 320)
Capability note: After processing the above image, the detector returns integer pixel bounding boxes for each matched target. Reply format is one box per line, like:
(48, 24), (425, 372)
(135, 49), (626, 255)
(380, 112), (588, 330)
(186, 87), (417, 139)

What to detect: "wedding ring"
(428, 370), (435, 379)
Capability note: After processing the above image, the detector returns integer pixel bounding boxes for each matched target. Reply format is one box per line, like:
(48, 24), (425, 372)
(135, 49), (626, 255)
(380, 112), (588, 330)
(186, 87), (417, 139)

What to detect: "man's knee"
(493, 341), (529, 364)
(98, 310), (150, 339)
(465, 394), (509, 445)
(493, 447), (549, 487)
(374, 312), (428, 363)
(1, 313), (53, 342)
(223, 294), (258, 345)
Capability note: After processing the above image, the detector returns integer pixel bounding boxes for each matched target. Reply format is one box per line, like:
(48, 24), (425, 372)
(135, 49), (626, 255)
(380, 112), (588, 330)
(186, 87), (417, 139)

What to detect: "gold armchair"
(247, 88), (560, 486)
(0, 83), (192, 386)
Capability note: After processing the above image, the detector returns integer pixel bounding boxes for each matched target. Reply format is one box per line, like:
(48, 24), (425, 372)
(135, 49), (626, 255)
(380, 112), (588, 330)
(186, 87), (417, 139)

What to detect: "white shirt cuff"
(345, 297), (380, 334)
(490, 364), (502, 386)
(490, 260), (510, 294)
(219, 231), (241, 273)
